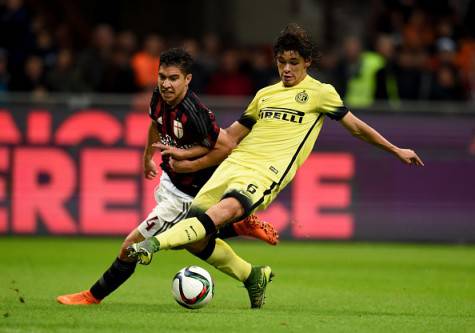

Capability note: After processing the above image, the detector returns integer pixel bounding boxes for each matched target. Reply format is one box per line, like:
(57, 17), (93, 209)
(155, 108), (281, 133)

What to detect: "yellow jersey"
(227, 74), (348, 190)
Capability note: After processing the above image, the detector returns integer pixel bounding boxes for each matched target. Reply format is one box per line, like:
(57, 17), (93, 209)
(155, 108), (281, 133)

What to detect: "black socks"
(217, 223), (238, 239)
(90, 257), (137, 300)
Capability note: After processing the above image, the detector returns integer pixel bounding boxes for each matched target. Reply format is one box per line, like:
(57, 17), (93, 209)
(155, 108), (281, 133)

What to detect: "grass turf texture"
(1, 238), (474, 333)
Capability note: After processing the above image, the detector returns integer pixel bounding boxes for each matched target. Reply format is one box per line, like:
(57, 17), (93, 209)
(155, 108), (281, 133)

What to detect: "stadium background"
(1, 0), (474, 242)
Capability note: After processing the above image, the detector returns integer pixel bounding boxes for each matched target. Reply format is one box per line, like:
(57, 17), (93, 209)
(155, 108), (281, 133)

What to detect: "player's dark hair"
(273, 23), (320, 66)
(159, 48), (193, 75)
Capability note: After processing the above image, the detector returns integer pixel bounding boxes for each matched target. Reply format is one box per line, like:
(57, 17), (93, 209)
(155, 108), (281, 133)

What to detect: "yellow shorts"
(189, 159), (281, 217)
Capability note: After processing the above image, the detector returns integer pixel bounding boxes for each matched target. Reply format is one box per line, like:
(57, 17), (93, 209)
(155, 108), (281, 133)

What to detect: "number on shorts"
(247, 184), (258, 194)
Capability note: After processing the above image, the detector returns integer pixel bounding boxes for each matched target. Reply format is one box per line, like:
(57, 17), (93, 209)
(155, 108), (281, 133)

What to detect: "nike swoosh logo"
(189, 225), (198, 237)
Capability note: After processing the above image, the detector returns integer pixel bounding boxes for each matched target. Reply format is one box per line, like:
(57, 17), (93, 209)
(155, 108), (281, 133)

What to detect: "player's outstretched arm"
(223, 121), (251, 146)
(340, 111), (424, 166)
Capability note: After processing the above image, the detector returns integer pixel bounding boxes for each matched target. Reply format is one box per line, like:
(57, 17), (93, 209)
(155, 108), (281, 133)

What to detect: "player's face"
(158, 65), (192, 106)
(276, 51), (311, 87)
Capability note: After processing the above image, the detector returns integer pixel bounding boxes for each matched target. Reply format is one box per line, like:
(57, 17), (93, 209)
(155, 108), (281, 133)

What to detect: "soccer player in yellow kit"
(128, 24), (424, 308)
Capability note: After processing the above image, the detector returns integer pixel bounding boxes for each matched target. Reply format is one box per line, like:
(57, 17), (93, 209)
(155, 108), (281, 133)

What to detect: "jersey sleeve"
(188, 106), (221, 149)
(148, 87), (161, 120)
(238, 93), (260, 129)
(319, 84), (348, 120)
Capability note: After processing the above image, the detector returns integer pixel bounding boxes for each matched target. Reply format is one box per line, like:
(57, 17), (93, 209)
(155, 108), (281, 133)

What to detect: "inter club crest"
(295, 90), (309, 104)
(173, 120), (184, 138)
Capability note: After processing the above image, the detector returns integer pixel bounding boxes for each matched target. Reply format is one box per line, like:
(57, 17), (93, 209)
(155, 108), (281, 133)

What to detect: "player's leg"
(57, 173), (189, 304)
(56, 228), (142, 305)
(149, 166), (277, 251)
(128, 164), (277, 264)
(187, 237), (274, 308)
(133, 196), (242, 255)
(88, 229), (143, 299)
(126, 165), (233, 262)
(186, 237), (251, 281)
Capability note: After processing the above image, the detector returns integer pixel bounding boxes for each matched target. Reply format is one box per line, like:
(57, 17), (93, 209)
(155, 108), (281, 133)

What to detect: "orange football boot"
(56, 290), (100, 305)
(233, 214), (279, 245)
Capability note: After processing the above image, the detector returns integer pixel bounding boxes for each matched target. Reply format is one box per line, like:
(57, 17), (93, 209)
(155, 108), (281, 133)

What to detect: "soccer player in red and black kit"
(57, 48), (277, 305)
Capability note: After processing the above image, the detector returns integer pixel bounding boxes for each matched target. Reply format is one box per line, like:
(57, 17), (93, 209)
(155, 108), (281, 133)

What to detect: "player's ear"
(185, 73), (192, 85)
(304, 58), (311, 69)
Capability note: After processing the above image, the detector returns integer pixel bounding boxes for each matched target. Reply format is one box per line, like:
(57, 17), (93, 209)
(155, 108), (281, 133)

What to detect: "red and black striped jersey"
(149, 88), (220, 196)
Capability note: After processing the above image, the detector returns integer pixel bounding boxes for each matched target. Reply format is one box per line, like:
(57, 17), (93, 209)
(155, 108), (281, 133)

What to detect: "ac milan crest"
(173, 120), (184, 138)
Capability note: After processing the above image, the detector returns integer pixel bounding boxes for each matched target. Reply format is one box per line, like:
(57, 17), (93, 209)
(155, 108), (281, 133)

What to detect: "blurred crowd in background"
(1, 0), (475, 107)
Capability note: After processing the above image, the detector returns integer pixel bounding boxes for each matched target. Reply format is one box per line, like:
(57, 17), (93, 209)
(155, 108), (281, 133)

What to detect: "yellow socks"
(154, 217), (207, 250)
(152, 216), (251, 282)
(206, 238), (252, 282)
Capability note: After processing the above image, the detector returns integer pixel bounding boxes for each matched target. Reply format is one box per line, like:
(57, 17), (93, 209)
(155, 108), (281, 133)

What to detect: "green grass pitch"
(1, 237), (474, 332)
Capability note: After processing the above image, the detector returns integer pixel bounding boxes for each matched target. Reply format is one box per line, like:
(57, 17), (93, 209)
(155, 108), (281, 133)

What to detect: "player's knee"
(206, 197), (245, 224)
(221, 190), (253, 217)
(224, 198), (245, 217)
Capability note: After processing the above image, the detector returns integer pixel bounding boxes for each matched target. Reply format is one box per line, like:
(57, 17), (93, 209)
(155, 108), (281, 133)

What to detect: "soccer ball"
(171, 266), (214, 309)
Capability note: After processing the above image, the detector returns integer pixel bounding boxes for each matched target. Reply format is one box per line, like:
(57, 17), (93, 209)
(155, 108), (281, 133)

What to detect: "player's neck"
(294, 73), (308, 86)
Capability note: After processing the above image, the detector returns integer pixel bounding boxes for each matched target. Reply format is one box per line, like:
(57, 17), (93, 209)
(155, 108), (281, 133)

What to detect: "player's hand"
(126, 238), (160, 265)
(152, 143), (188, 160)
(169, 158), (195, 173)
(395, 148), (424, 166)
(143, 159), (158, 179)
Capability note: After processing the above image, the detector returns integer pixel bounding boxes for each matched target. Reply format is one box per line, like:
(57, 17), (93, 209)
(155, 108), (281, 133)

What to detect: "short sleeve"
(320, 84), (348, 121)
(238, 94), (260, 129)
